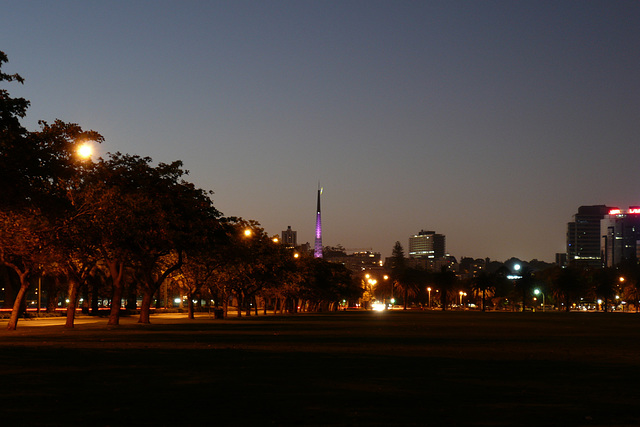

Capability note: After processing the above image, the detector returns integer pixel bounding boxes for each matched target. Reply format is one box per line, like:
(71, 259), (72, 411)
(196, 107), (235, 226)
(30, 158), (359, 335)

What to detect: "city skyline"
(2, 1), (639, 261)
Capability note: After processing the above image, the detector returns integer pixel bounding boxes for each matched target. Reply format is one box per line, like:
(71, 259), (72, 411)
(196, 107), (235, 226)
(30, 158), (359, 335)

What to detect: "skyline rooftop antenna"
(314, 183), (323, 258)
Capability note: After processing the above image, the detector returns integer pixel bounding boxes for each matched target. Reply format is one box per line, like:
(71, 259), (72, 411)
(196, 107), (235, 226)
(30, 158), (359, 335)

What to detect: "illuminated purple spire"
(314, 184), (323, 258)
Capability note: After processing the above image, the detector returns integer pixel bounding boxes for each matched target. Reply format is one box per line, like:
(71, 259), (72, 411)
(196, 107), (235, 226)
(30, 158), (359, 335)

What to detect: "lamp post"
(534, 289), (545, 312)
(427, 287), (432, 309)
(459, 291), (466, 308)
(37, 276), (41, 317)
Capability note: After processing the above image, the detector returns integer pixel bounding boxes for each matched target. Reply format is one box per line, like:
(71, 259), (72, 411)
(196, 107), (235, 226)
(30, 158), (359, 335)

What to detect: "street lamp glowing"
(77, 143), (92, 159)
(459, 291), (467, 307)
(244, 229), (252, 237)
(534, 289), (545, 312)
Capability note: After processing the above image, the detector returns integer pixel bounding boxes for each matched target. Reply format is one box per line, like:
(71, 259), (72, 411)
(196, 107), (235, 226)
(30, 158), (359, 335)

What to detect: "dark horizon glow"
(2, 1), (639, 261)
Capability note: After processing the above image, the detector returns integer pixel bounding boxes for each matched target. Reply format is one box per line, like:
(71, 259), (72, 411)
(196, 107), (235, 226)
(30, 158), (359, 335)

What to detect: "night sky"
(2, 1), (639, 261)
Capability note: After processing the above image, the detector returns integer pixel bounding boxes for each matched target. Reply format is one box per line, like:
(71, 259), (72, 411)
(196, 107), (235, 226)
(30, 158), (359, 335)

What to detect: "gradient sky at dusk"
(2, 1), (639, 261)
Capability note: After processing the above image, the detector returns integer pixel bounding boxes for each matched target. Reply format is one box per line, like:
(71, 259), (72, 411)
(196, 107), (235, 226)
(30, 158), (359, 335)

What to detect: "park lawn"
(1, 310), (640, 426)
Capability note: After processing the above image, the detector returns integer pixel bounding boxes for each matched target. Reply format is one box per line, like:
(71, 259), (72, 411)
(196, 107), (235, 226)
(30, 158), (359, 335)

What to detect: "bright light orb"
(372, 302), (385, 312)
(77, 143), (92, 159)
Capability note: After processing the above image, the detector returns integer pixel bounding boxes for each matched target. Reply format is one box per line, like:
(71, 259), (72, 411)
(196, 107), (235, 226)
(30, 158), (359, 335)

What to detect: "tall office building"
(314, 185), (323, 258)
(408, 230), (445, 259)
(281, 226), (297, 248)
(566, 205), (610, 268)
(601, 207), (640, 267)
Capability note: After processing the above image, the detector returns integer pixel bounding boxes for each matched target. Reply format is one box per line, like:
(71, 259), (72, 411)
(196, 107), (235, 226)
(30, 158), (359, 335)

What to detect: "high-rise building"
(281, 226), (297, 248)
(567, 205), (610, 268)
(314, 185), (323, 258)
(601, 207), (640, 267)
(408, 230), (445, 259)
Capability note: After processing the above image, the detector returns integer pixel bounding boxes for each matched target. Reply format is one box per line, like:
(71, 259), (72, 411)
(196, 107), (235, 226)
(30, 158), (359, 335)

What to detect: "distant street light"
(459, 291), (467, 308)
(427, 287), (432, 309)
(534, 289), (545, 312)
(77, 142), (93, 159)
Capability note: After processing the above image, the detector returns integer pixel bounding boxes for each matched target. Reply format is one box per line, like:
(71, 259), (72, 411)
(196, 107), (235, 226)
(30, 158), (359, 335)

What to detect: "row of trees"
(387, 242), (640, 313)
(0, 51), (362, 330)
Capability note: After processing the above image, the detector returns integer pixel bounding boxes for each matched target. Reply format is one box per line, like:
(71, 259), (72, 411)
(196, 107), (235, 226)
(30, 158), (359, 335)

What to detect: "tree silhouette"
(390, 241), (407, 308)
(435, 266), (457, 310)
(471, 271), (495, 312)
(592, 267), (619, 313)
(515, 266), (535, 312)
(550, 266), (585, 312)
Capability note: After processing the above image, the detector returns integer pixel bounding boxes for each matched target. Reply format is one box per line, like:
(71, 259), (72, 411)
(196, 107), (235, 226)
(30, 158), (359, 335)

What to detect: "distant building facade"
(601, 207), (640, 267)
(458, 257), (489, 280)
(408, 230), (445, 259)
(567, 205), (610, 268)
(324, 249), (382, 273)
(384, 255), (457, 273)
(281, 226), (297, 248)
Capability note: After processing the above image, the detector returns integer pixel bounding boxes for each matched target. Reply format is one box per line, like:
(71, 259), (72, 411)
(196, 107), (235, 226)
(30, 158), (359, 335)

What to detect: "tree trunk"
(46, 277), (59, 313)
(107, 260), (125, 326)
(139, 290), (153, 324)
(90, 281), (100, 316)
(81, 284), (90, 315)
(65, 277), (80, 328)
(138, 252), (183, 324)
(7, 270), (30, 330)
(188, 295), (195, 319)
(109, 284), (124, 325)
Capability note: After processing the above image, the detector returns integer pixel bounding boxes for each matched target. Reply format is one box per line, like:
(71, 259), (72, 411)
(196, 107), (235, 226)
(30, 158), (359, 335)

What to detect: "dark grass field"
(1, 310), (640, 426)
